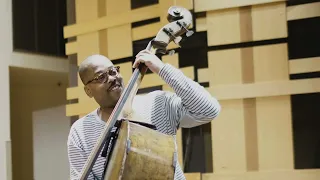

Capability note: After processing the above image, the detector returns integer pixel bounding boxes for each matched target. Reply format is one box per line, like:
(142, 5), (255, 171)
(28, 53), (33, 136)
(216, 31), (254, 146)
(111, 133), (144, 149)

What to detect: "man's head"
(79, 54), (124, 108)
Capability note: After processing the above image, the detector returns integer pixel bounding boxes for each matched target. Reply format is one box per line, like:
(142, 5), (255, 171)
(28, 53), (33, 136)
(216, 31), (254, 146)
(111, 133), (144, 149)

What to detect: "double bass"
(79, 6), (194, 180)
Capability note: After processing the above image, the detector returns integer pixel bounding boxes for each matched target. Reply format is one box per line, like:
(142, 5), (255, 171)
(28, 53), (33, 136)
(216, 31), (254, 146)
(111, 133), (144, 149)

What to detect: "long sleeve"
(67, 137), (95, 180)
(158, 63), (221, 128)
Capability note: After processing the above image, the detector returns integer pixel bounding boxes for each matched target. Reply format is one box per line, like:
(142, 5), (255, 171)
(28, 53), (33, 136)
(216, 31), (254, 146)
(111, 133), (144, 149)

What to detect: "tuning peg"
(176, 21), (194, 37)
(168, 50), (175, 56)
(186, 30), (194, 37)
(162, 27), (181, 46)
(174, 36), (182, 44)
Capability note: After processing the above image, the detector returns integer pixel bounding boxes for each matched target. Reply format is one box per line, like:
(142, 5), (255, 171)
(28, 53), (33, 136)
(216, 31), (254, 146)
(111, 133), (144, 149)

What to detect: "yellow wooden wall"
(63, 0), (320, 179)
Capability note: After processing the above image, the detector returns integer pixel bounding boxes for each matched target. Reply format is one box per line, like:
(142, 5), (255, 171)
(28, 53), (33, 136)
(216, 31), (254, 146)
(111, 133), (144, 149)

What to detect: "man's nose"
(108, 75), (116, 82)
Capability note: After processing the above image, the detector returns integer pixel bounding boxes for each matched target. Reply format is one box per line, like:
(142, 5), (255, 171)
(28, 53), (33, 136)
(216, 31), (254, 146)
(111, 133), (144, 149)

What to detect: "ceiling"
(9, 67), (69, 86)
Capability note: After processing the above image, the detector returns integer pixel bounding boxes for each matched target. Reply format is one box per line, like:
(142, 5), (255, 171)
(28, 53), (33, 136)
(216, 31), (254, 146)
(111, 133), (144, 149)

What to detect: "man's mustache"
(106, 78), (123, 90)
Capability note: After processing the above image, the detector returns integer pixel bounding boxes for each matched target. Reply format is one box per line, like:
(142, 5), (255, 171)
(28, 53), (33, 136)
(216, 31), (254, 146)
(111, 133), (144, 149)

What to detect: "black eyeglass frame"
(85, 66), (120, 85)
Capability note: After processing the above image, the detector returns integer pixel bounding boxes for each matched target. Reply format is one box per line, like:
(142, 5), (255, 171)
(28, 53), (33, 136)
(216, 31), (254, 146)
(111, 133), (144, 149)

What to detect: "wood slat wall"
(63, 0), (320, 179)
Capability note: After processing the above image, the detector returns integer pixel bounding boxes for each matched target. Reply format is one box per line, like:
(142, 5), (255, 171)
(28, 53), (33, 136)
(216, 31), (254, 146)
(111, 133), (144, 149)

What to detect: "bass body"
(103, 119), (176, 180)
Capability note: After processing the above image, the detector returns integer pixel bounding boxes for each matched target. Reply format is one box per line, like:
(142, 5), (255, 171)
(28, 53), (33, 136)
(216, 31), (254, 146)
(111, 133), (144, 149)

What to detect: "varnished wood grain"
(104, 120), (175, 180)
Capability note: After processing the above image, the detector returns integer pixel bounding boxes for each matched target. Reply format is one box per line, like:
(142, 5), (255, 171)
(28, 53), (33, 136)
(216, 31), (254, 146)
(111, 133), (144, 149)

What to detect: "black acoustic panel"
(178, 31), (208, 74)
(287, 0), (320, 6)
(12, 0), (36, 52)
(132, 37), (153, 55)
(137, 86), (162, 94)
(291, 92), (320, 169)
(178, 48), (208, 68)
(208, 38), (287, 51)
(182, 125), (208, 173)
(199, 82), (209, 87)
(112, 57), (133, 65)
(57, 0), (67, 56)
(36, 0), (58, 55)
(132, 17), (160, 28)
(290, 72), (320, 80)
(288, 17), (320, 59)
(12, 0), (66, 57)
(179, 31), (208, 50)
(131, 0), (158, 9)
(194, 11), (206, 18)
(36, 0), (67, 56)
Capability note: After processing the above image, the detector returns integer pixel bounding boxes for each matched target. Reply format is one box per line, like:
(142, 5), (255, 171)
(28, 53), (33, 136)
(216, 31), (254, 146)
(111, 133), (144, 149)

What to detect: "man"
(67, 49), (221, 180)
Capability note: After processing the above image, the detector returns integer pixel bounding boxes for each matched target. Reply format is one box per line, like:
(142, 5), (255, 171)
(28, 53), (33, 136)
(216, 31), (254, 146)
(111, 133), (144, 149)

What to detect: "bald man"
(67, 49), (221, 180)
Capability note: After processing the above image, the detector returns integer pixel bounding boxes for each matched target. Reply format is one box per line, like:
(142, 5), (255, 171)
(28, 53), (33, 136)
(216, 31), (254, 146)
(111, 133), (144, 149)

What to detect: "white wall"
(0, 0), (14, 179)
(32, 105), (70, 180)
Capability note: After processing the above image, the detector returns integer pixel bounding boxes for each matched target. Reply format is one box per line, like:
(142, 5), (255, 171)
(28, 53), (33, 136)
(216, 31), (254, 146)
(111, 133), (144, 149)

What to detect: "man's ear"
(84, 86), (93, 98)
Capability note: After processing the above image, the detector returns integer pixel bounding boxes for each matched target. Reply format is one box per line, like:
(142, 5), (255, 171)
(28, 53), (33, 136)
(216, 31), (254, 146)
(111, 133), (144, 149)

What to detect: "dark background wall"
(287, 0), (320, 170)
(12, 0), (67, 57)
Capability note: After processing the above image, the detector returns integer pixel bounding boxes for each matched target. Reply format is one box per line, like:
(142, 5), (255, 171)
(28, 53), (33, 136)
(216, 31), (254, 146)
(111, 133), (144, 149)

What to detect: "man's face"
(84, 58), (125, 108)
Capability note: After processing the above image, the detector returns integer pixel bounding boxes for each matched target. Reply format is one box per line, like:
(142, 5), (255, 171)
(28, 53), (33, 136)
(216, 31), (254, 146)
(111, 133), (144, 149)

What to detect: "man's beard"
(101, 92), (121, 109)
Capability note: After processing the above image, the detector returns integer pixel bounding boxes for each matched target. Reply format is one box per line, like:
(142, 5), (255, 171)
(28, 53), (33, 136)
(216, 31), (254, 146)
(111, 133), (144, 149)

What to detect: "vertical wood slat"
(241, 46), (258, 171)
(207, 8), (241, 46)
(251, 2), (287, 41)
(253, 44), (294, 170)
(105, 0), (132, 60)
(243, 98), (259, 171)
(239, 6), (257, 172)
(209, 49), (247, 172)
(75, 0), (99, 22)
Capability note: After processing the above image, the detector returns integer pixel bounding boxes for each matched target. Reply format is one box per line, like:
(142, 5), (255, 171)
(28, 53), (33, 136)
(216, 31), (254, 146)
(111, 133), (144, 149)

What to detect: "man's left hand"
(133, 49), (165, 74)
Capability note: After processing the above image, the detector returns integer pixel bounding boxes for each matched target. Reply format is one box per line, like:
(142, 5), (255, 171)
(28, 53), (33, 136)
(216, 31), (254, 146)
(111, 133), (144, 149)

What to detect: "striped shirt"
(67, 63), (221, 180)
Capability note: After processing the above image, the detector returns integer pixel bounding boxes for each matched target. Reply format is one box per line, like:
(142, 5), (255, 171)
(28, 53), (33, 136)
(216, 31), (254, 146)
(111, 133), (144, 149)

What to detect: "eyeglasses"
(85, 66), (120, 85)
